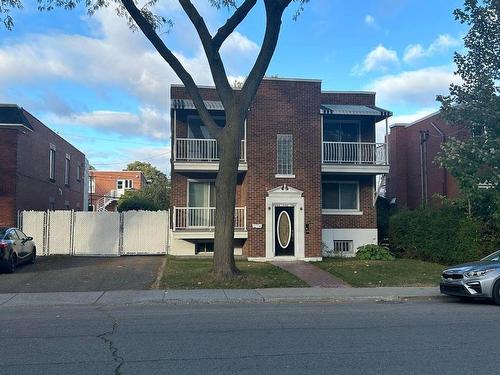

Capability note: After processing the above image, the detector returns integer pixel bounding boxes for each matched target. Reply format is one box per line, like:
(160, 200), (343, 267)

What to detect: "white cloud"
(366, 65), (460, 106)
(374, 107), (439, 143)
(388, 107), (439, 126)
(352, 44), (399, 75)
(89, 145), (171, 174)
(0, 7), (259, 142)
(48, 106), (170, 140)
(221, 31), (259, 54)
(364, 15), (377, 28)
(403, 34), (460, 63)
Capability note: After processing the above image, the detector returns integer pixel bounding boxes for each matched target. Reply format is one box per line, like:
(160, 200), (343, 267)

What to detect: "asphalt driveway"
(0, 256), (165, 293)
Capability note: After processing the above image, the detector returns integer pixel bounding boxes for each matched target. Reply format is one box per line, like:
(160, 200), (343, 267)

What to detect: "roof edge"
(321, 90), (376, 95)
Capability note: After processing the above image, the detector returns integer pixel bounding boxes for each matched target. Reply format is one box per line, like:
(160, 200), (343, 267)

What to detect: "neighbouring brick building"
(0, 104), (88, 227)
(386, 111), (465, 209)
(169, 78), (392, 260)
(89, 170), (147, 211)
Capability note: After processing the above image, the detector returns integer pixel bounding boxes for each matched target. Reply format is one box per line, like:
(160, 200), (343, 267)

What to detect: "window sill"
(275, 174), (295, 179)
(322, 210), (363, 216)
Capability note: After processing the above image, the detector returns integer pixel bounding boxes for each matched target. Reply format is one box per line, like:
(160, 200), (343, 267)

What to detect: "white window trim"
(275, 174), (296, 179)
(322, 209), (363, 215)
(321, 180), (361, 213)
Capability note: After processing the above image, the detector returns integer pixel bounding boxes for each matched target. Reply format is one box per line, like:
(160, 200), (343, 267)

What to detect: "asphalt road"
(0, 298), (499, 374)
(0, 256), (164, 293)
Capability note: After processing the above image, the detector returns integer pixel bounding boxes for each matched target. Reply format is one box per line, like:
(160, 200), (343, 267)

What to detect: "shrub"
(356, 245), (395, 261)
(388, 205), (497, 265)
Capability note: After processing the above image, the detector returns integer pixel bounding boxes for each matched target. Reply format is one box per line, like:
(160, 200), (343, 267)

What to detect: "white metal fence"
(173, 207), (246, 231)
(175, 138), (246, 161)
(19, 210), (169, 256)
(322, 142), (387, 165)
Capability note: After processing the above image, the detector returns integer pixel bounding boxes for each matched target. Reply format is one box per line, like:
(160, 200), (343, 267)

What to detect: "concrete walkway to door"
(271, 261), (350, 288)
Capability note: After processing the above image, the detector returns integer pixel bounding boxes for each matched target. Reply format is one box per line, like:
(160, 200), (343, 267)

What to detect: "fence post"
(119, 212), (124, 256)
(172, 206), (176, 231)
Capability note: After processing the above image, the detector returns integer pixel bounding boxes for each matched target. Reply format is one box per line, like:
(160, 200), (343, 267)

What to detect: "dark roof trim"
(0, 104), (34, 131)
(321, 104), (392, 120)
(171, 99), (224, 111)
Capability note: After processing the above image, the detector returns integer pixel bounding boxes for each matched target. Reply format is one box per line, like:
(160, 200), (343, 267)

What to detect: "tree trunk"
(213, 116), (244, 277)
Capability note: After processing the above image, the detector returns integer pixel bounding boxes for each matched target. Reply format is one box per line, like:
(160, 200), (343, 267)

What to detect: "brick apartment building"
(89, 170), (147, 211)
(387, 111), (465, 209)
(0, 104), (88, 227)
(170, 78), (392, 260)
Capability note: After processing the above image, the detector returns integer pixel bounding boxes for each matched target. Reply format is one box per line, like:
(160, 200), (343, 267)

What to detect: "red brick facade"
(0, 107), (86, 227)
(170, 78), (385, 258)
(387, 112), (464, 209)
(89, 171), (147, 211)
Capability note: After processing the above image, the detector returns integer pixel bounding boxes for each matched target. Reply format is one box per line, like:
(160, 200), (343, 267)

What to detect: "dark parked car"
(440, 250), (500, 305)
(0, 227), (36, 273)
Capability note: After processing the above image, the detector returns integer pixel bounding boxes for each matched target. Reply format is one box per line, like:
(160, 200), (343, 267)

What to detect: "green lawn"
(316, 258), (444, 287)
(159, 256), (307, 289)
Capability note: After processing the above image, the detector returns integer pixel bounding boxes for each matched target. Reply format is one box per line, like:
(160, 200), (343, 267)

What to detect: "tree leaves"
(437, 0), (500, 216)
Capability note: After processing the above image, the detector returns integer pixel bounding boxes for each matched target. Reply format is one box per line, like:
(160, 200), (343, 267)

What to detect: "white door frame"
(265, 185), (305, 260)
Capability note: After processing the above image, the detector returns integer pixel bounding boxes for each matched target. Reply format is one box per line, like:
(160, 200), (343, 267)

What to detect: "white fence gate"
(19, 210), (169, 256)
(122, 211), (169, 255)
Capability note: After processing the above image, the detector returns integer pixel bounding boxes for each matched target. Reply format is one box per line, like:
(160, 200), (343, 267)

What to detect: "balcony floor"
(172, 229), (248, 240)
(173, 161), (248, 172)
(321, 163), (389, 174)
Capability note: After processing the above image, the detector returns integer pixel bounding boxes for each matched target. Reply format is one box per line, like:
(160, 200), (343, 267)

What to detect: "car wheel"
(30, 248), (36, 264)
(5, 254), (17, 274)
(492, 280), (500, 306)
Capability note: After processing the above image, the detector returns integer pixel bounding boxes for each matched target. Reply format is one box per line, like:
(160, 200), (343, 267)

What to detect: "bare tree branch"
(179, 0), (234, 108)
(212, 0), (257, 50)
(239, 0), (291, 111)
(120, 0), (222, 138)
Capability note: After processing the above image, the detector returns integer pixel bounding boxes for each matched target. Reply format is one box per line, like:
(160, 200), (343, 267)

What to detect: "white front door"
(265, 185), (305, 260)
(116, 179), (126, 197)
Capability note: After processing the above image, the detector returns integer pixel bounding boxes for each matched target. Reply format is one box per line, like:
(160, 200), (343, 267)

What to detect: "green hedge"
(388, 206), (497, 265)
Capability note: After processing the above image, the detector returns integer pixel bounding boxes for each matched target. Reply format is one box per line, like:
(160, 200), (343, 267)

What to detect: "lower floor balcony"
(172, 207), (248, 239)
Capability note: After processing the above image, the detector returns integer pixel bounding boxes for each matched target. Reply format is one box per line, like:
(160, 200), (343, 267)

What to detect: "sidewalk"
(0, 287), (442, 307)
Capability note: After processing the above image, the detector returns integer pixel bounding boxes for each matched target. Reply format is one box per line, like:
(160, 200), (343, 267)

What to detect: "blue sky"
(0, 0), (466, 173)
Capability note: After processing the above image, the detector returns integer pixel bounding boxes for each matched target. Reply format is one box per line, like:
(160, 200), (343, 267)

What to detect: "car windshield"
(481, 250), (500, 262)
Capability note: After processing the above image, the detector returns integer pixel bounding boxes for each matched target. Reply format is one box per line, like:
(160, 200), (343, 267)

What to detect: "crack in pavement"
(97, 312), (124, 375)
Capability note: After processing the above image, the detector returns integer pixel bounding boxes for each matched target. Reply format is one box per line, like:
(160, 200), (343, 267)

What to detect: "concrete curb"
(0, 287), (443, 307)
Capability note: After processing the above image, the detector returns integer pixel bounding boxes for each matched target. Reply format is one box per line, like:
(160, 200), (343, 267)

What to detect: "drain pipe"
(419, 130), (430, 205)
(430, 122), (448, 197)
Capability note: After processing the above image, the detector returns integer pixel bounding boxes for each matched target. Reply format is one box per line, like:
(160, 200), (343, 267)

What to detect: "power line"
(90, 151), (171, 166)
(59, 132), (169, 146)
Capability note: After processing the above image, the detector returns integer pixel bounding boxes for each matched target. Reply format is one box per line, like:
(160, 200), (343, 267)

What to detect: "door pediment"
(267, 185), (303, 197)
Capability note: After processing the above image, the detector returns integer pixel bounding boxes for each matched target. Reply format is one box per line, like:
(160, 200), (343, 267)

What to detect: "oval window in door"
(277, 211), (292, 249)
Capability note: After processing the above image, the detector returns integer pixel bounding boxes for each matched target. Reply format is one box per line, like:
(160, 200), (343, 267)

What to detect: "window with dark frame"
(64, 155), (71, 186)
(322, 182), (359, 210)
(76, 162), (81, 181)
(49, 147), (56, 181)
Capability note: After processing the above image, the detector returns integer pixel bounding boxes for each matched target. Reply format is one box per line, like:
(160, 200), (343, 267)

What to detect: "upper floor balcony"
(322, 141), (389, 174)
(320, 104), (391, 174)
(173, 138), (247, 173)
